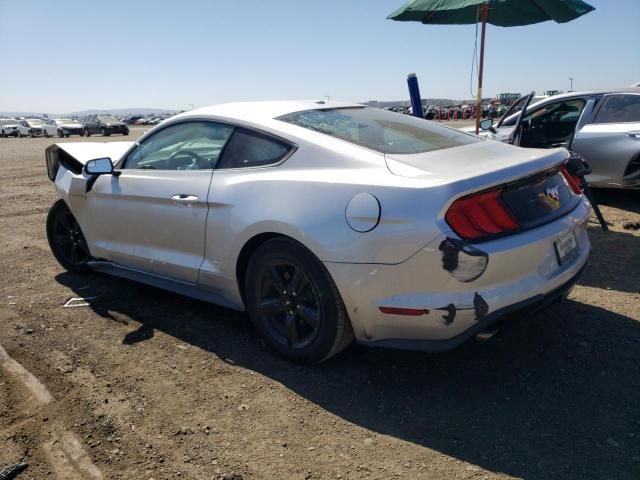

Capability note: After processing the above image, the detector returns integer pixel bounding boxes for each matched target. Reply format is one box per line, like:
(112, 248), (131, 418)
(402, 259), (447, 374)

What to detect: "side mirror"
(479, 118), (493, 131)
(85, 157), (113, 175)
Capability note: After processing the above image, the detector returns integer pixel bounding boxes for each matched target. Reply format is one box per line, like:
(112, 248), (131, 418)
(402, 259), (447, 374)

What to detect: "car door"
(77, 120), (234, 283)
(572, 93), (640, 187)
(518, 97), (586, 148)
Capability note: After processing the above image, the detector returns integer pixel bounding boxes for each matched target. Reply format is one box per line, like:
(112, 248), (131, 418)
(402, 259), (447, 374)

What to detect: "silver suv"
(0, 118), (20, 137)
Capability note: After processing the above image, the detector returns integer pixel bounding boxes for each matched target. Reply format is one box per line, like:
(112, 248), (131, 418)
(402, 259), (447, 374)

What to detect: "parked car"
(43, 118), (84, 138)
(82, 115), (129, 137)
(17, 119), (45, 137)
(0, 118), (20, 137)
(45, 100), (590, 363)
(466, 88), (640, 189)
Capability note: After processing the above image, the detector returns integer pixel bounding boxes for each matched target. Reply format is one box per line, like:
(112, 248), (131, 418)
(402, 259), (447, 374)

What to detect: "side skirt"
(88, 260), (245, 312)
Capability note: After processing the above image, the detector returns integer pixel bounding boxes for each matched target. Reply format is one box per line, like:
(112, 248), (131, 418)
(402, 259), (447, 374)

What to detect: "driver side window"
(123, 121), (233, 171)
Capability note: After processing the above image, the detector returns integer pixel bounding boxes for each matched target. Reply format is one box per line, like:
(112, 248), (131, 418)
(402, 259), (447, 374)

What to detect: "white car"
(17, 119), (45, 137)
(45, 100), (591, 363)
(43, 118), (84, 138)
(1, 118), (20, 137)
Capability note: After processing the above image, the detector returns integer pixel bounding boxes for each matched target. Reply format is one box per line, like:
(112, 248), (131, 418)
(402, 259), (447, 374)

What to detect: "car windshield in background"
(28, 119), (43, 125)
(277, 107), (477, 154)
(98, 116), (120, 123)
(57, 119), (73, 123)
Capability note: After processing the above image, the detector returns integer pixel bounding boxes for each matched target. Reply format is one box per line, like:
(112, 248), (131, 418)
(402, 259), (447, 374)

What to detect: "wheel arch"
(235, 232), (295, 305)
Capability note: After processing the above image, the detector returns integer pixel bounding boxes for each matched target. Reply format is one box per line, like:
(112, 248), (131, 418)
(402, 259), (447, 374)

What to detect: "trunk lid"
(385, 140), (568, 186)
(385, 141), (581, 240)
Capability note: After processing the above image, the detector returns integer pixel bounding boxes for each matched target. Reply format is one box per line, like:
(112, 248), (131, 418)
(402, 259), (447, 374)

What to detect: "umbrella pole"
(475, 3), (489, 135)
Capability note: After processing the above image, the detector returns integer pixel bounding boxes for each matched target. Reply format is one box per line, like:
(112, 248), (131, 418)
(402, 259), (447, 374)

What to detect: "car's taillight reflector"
(560, 167), (582, 195)
(445, 189), (520, 241)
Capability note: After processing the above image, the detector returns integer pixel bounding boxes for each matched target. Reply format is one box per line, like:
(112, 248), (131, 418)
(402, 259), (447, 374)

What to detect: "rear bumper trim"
(360, 263), (587, 353)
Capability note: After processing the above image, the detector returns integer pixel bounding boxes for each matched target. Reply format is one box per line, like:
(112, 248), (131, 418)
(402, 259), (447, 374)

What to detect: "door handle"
(171, 194), (199, 203)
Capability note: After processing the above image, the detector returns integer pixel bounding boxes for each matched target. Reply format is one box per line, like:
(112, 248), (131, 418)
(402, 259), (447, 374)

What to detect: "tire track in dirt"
(0, 343), (104, 480)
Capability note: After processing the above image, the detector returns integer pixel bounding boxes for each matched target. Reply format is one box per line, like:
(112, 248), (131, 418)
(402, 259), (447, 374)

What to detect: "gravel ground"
(0, 130), (639, 480)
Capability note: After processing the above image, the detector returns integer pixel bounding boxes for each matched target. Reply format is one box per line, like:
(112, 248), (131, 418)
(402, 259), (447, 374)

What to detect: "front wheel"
(43, 129), (50, 138)
(57, 129), (64, 138)
(245, 238), (353, 364)
(84, 128), (91, 137)
(101, 127), (109, 137)
(46, 200), (91, 273)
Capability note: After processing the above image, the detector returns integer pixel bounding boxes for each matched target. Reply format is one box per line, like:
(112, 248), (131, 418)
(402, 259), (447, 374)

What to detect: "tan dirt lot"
(0, 130), (639, 480)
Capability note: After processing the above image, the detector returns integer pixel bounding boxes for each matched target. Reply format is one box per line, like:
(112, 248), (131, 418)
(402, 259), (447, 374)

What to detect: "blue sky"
(0, 0), (638, 112)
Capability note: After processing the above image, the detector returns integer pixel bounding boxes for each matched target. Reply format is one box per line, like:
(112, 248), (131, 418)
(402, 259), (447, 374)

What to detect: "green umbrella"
(388, 0), (595, 133)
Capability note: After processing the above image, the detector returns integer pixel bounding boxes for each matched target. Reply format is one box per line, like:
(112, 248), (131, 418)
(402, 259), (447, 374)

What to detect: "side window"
(594, 95), (640, 124)
(123, 121), (233, 171)
(217, 128), (292, 169)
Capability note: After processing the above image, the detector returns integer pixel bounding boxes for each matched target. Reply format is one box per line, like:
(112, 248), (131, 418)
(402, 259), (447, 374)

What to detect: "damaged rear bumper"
(324, 198), (591, 351)
(363, 263), (586, 352)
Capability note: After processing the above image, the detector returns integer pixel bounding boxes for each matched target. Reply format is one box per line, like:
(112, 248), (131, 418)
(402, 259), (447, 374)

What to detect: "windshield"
(57, 118), (74, 124)
(277, 107), (477, 154)
(27, 119), (43, 125)
(98, 115), (120, 123)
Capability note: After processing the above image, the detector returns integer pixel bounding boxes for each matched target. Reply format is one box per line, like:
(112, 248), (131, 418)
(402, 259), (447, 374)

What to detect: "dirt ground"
(0, 130), (639, 480)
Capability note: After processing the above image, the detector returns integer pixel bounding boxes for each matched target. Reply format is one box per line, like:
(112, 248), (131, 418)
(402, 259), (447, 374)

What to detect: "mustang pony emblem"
(538, 185), (561, 210)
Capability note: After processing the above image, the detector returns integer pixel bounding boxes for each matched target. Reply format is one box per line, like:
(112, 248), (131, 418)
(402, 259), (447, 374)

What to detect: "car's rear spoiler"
(45, 142), (135, 181)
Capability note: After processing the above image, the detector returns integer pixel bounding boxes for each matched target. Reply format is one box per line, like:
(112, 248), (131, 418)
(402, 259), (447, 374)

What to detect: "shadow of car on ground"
(55, 268), (640, 480)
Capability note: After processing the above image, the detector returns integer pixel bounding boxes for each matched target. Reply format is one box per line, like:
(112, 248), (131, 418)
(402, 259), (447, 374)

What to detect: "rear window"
(276, 107), (476, 154)
(594, 94), (640, 123)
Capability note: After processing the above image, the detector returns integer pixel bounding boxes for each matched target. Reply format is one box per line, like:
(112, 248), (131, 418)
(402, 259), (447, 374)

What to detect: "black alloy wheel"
(46, 200), (91, 273)
(258, 260), (321, 350)
(245, 238), (353, 364)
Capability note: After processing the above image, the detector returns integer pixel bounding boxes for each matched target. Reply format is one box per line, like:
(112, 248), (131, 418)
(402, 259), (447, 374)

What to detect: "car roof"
(176, 100), (364, 123)
(533, 87), (640, 104)
(498, 87), (640, 126)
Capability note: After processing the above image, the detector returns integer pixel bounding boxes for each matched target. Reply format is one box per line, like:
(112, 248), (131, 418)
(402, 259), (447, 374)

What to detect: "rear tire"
(101, 127), (109, 137)
(46, 200), (91, 273)
(244, 238), (353, 364)
(1, 129), (6, 138)
(57, 129), (64, 138)
(84, 128), (91, 137)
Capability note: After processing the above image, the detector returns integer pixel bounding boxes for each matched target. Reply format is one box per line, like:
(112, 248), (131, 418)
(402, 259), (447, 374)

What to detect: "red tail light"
(560, 167), (582, 195)
(445, 188), (520, 241)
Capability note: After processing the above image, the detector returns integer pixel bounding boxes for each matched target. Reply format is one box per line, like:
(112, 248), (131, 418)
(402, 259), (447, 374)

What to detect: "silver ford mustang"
(45, 101), (591, 363)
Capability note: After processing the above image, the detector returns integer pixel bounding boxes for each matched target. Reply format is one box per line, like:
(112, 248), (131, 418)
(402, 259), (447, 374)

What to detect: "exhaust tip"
(476, 328), (499, 343)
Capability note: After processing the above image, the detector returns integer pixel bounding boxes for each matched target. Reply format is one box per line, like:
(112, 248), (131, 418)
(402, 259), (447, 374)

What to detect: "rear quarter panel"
(573, 122), (640, 187)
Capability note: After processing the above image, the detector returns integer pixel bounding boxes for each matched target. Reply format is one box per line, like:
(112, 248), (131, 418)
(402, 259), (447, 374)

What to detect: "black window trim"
(591, 93), (640, 125)
(215, 125), (297, 171)
(117, 118), (297, 171)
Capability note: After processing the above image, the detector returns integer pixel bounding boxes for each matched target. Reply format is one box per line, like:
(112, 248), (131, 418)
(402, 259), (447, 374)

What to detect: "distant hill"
(0, 108), (178, 118)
